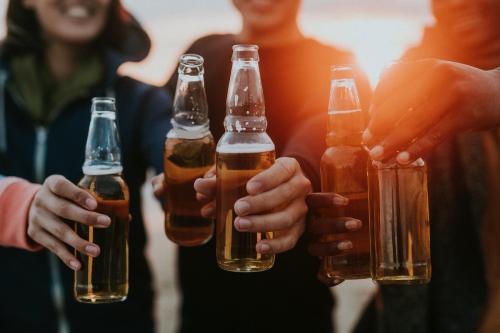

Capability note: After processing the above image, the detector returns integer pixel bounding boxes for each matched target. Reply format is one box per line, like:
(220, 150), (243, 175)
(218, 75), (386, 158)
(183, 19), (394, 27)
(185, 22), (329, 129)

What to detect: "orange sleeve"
(0, 177), (42, 251)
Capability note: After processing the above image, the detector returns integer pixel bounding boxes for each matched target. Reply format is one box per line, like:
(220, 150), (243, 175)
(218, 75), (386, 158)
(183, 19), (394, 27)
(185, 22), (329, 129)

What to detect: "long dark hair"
(2, 0), (133, 59)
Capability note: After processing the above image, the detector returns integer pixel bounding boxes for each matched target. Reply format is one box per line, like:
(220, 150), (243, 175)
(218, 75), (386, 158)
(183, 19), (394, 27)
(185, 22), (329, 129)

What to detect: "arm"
(364, 60), (500, 162)
(0, 177), (41, 250)
(139, 87), (173, 173)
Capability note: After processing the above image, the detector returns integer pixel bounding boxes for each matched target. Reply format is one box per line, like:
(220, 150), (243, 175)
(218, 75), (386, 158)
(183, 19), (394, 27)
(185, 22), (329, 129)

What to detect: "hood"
(113, 4), (151, 64)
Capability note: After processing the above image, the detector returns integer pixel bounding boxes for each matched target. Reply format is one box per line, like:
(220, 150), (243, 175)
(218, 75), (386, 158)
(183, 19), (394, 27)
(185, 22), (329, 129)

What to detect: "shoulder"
(185, 34), (236, 56)
(115, 76), (172, 105)
(304, 38), (356, 64)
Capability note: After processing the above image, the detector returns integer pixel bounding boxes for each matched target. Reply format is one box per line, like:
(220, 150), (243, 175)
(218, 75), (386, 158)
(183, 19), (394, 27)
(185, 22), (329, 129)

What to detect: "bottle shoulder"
(79, 174), (129, 201)
(216, 132), (274, 153)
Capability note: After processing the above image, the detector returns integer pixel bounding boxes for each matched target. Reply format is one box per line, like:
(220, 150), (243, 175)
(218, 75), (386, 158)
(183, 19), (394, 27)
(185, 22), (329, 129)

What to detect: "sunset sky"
(0, 0), (433, 86)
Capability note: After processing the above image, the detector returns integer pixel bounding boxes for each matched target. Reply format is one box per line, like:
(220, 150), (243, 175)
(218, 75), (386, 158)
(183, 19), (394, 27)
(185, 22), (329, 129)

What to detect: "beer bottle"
(164, 54), (215, 246)
(74, 97), (130, 303)
(216, 45), (275, 272)
(368, 158), (431, 283)
(319, 66), (370, 280)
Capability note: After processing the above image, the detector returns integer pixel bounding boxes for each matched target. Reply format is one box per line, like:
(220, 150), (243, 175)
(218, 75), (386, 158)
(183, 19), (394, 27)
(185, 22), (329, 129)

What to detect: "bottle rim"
(92, 97), (115, 104)
(179, 54), (204, 67)
(232, 44), (259, 51)
(331, 65), (355, 79)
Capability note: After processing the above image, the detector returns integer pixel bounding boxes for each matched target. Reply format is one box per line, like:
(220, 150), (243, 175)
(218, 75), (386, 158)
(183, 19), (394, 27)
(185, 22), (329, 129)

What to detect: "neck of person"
(237, 20), (304, 48)
(45, 41), (87, 82)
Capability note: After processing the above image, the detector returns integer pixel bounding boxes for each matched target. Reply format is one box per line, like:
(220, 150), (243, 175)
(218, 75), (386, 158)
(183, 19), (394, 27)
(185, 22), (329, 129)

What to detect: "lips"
(66, 5), (91, 19)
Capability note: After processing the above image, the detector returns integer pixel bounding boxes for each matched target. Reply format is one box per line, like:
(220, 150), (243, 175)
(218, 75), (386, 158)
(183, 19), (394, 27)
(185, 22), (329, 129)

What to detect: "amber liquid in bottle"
(319, 67), (370, 280)
(164, 136), (215, 246)
(75, 173), (130, 303)
(320, 111), (370, 280)
(164, 54), (215, 246)
(368, 159), (431, 284)
(216, 147), (275, 272)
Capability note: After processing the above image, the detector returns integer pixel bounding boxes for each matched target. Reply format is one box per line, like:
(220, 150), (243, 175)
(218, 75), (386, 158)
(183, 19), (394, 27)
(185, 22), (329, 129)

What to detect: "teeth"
(66, 6), (90, 19)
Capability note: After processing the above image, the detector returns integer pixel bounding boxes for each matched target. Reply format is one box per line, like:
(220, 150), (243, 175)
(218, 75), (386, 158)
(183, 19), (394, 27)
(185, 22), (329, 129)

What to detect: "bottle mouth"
(92, 97), (115, 104)
(180, 54), (204, 67)
(92, 97), (116, 113)
(331, 65), (355, 79)
(232, 44), (259, 61)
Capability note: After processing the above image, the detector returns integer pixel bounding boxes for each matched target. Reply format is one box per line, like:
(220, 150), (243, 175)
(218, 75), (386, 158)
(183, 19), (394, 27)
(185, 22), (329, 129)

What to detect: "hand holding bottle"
(194, 157), (311, 255)
(305, 192), (363, 287)
(364, 60), (500, 163)
(27, 175), (111, 271)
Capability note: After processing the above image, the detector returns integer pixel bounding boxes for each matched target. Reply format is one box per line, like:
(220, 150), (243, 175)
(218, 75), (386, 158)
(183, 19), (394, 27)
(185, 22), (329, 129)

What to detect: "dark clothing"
(352, 26), (496, 333)
(0, 49), (171, 333)
(166, 34), (371, 333)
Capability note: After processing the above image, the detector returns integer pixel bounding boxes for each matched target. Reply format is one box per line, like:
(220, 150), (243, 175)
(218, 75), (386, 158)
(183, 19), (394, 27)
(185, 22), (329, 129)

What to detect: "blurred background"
(0, 1), (432, 332)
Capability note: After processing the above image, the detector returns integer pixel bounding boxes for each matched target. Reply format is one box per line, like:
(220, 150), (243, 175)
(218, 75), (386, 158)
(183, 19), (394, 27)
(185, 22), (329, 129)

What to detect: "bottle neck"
(224, 59), (267, 133)
(83, 110), (123, 175)
(172, 54), (210, 136)
(326, 76), (364, 146)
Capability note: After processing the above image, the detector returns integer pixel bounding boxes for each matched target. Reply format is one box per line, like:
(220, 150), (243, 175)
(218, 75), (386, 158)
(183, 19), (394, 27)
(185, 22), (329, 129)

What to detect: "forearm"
(0, 177), (42, 251)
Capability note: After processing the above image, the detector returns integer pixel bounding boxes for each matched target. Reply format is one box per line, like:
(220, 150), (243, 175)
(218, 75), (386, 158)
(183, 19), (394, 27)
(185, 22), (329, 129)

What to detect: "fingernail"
(369, 145), (384, 159)
(201, 204), (215, 217)
(362, 129), (373, 143)
(85, 198), (97, 210)
(206, 170), (216, 178)
(333, 196), (348, 206)
(85, 245), (99, 257)
(397, 151), (411, 165)
(258, 243), (271, 253)
(236, 218), (251, 230)
(97, 215), (111, 226)
(247, 181), (262, 194)
(338, 241), (353, 250)
(69, 260), (80, 270)
(235, 200), (250, 215)
(345, 219), (362, 230)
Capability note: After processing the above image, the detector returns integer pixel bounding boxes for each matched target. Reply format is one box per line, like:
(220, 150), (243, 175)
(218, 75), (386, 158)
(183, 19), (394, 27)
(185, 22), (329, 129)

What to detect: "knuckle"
(52, 223), (68, 239)
(434, 61), (454, 78)
(50, 176), (65, 193)
(73, 190), (88, 205)
(276, 158), (297, 179)
(280, 182), (295, 202)
(300, 177), (312, 193)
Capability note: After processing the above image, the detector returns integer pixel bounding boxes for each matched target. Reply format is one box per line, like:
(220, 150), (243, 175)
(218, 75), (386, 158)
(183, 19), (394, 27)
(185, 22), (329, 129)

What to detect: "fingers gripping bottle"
(75, 97), (130, 303)
(319, 66), (371, 280)
(164, 54), (215, 246)
(216, 45), (275, 272)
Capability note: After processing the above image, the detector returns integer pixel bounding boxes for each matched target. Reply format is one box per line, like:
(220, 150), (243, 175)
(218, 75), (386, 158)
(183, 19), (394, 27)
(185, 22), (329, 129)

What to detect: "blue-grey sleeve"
(139, 88), (173, 174)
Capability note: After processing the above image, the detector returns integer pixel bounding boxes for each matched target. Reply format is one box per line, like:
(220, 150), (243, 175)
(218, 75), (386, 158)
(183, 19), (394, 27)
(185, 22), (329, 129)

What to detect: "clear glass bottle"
(164, 54), (215, 246)
(368, 157), (431, 283)
(216, 45), (275, 272)
(319, 66), (370, 280)
(75, 97), (130, 303)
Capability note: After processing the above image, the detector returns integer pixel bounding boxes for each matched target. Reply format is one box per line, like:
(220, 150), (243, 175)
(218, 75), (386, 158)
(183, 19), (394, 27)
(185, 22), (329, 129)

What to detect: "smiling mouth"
(64, 4), (95, 19)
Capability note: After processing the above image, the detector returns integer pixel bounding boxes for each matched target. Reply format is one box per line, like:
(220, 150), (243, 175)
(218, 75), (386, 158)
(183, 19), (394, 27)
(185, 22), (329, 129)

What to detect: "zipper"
(33, 126), (70, 333)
